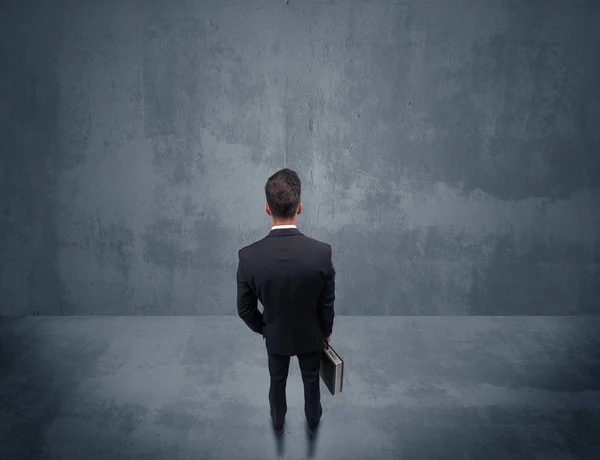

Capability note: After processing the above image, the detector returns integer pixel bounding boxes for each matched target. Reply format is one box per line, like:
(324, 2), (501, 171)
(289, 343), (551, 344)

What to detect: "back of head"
(265, 169), (301, 219)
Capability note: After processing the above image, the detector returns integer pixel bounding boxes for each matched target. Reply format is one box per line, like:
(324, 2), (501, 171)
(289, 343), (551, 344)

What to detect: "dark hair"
(265, 168), (301, 219)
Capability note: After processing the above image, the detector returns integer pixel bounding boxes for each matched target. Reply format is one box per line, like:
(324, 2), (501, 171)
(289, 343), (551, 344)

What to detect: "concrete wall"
(1, 0), (599, 315)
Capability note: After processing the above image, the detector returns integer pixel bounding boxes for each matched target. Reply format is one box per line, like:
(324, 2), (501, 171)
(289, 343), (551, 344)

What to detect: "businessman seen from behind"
(236, 168), (336, 434)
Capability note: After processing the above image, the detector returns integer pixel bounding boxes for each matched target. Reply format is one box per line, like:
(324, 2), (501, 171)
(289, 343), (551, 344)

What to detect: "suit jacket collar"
(267, 228), (303, 237)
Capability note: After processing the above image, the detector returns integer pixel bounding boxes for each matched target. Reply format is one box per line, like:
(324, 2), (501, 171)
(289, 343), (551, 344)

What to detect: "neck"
(272, 219), (297, 227)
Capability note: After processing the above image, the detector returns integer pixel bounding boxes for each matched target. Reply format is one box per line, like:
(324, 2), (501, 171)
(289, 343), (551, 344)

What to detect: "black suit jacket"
(237, 227), (335, 356)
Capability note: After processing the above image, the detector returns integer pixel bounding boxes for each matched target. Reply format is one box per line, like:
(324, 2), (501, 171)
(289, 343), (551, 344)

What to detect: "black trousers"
(268, 349), (323, 425)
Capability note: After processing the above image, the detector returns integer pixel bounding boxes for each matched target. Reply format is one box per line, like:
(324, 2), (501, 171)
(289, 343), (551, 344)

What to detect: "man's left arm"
(237, 251), (264, 335)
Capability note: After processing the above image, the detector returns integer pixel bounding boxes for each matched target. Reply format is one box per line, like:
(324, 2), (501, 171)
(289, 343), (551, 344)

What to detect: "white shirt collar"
(271, 224), (297, 230)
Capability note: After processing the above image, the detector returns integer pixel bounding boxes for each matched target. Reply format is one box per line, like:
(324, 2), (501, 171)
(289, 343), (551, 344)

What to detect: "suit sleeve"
(237, 250), (264, 335)
(318, 244), (336, 338)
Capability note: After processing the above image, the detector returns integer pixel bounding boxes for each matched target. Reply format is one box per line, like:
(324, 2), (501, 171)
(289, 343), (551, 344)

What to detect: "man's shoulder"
(238, 241), (259, 258)
(301, 235), (332, 252)
(238, 236), (269, 258)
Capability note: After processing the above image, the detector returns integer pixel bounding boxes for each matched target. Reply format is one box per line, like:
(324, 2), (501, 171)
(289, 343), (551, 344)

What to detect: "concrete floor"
(1, 317), (599, 460)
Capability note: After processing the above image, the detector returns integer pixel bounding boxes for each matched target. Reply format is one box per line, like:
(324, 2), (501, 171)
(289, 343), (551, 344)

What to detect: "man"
(236, 168), (336, 434)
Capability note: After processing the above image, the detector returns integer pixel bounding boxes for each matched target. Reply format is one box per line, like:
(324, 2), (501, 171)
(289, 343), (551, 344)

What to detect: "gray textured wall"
(1, 0), (599, 316)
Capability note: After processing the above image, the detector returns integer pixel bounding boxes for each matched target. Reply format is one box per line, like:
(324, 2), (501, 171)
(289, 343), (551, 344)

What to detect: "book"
(320, 342), (343, 395)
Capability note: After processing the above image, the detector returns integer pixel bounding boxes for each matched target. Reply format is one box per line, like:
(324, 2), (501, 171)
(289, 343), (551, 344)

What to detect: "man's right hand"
(325, 336), (331, 344)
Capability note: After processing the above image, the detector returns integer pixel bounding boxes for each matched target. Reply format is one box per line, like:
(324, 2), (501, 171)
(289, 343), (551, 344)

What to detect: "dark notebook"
(320, 342), (343, 395)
